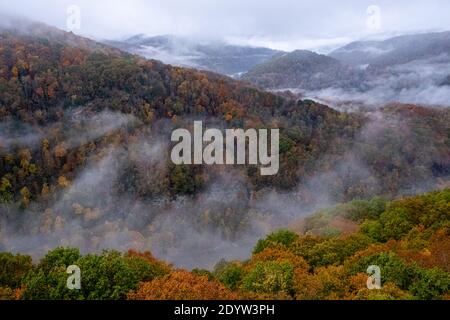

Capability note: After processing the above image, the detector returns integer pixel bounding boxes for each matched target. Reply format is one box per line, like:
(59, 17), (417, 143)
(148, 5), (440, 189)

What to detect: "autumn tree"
(128, 270), (238, 300)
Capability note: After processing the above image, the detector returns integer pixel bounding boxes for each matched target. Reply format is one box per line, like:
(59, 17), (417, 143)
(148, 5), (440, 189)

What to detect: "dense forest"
(1, 27), (449, 205)
(0, 22), (449, 297)
(0, 189), (449, 300)
(242, 50), (361, 90)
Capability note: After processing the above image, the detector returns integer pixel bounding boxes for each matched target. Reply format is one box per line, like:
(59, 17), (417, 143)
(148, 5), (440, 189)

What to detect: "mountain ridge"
(104, 34), (284, 77)
(1, 20), (450, 268)
(240, 31), (450, 107)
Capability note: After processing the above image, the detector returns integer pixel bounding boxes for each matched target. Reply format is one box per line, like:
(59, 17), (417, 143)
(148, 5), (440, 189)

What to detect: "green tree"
(253, 229), (298, 254)
(21, 249), (170, 300)
(0, 253), (33, 288)
(0, 177), (13, 203)
(409, 267), (450, 300)
(213, 260), (243, 290)
(242, 261), (294, 294)
(379, 208), (414, 240)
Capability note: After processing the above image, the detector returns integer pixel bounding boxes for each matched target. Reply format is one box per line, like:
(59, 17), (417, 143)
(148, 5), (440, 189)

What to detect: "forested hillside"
(242, 50), (361, 90)
(104, 34), (283, 77)
(1, 189), (448, 300)
(0, 23), (449, 269)
(1, 27), (449, 202)
(242, 31), (450, 108)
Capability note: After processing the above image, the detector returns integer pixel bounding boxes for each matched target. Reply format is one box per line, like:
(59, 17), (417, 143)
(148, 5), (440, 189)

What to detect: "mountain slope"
(242, 50), (362, 90)
(329, 31), (450, 69)
(1, 21), (450, 267)
(242, 31), (450, 107)
(104, 34), (283, 77)
(1, 188), (449, 300)
(0, 22), (364, 266)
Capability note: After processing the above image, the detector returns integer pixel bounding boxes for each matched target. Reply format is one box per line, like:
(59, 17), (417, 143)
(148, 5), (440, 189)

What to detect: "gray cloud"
(1, 0), (450, 52)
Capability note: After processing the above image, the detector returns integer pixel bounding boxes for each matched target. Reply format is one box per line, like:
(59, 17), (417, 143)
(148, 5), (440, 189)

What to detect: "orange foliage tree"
(128, 270), (239, 300)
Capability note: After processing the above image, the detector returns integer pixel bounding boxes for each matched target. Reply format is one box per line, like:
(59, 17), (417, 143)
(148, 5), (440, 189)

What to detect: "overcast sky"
(1, 0), (450, 51)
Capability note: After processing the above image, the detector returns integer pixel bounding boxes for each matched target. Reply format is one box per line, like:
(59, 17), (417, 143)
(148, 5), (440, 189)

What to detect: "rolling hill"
(241, 50), (363, 90)
(329, 31), (450, 69)
(241, 31), (450, 107)
(104, 34), (283, 77)
(0, 19), (449, 269)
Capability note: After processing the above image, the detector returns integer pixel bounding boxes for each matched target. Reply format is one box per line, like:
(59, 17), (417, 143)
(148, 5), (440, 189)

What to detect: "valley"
(0, 7), (449, 301)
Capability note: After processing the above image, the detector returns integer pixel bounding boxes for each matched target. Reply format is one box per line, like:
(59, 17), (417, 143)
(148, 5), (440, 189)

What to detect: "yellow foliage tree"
(128, 270), (238, 300)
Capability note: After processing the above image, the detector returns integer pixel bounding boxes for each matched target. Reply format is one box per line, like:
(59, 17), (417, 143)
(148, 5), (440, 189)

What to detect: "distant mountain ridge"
(329, 31), (450, 68)
(104, 34), (283, 77)
(241, 31), (450, 107)
(1, 17), (450, 270)
(241, 50), (363, 90)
